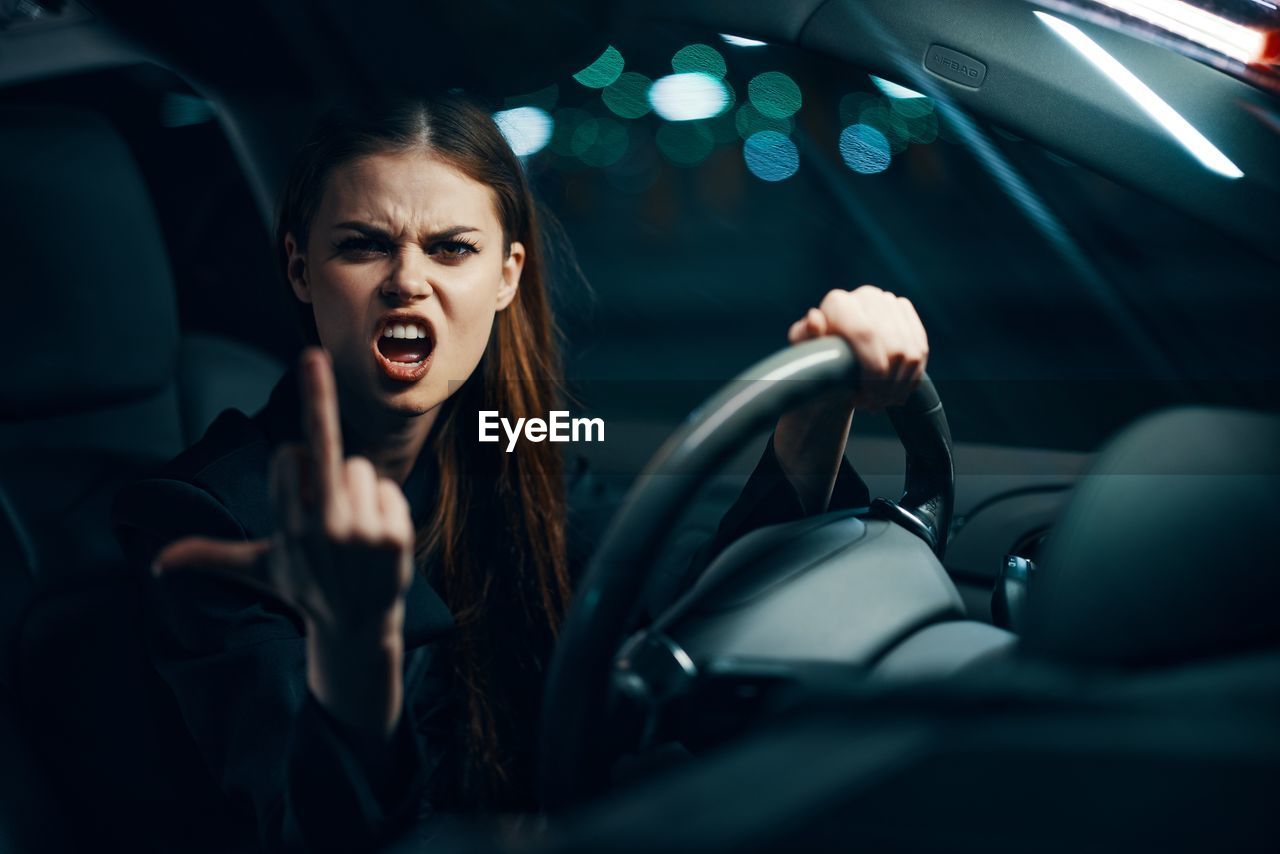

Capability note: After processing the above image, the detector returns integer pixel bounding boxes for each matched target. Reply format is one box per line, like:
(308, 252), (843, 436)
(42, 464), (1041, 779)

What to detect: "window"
(497, 25), (1275, 450)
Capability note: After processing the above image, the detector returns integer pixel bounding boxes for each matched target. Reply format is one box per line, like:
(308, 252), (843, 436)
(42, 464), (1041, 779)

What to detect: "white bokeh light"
(492, 106), (554, 157)
(870, 76), (926, 99)
(648, 73), (731, 122)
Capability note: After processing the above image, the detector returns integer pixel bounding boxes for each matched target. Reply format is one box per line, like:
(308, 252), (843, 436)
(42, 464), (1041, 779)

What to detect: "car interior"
(1, 0), (1278, 851)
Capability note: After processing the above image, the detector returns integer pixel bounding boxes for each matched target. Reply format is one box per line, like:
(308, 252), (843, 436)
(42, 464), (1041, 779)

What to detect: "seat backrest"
(0, 103), (282, 577)
(1023, 407), (1280, 667)
(0, 102), (281, 850)
(0, 104), (186, 459)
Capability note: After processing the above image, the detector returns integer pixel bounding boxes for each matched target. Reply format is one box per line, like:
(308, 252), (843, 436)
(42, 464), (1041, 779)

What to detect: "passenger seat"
(0, 102), (283, 850)
(0, 102), (283, 575)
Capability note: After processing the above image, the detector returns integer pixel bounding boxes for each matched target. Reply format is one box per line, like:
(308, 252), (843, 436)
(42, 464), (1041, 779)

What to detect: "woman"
(111, 94), (928, 853)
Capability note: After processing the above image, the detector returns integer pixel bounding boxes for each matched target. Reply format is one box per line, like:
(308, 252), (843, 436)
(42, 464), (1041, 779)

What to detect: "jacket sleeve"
(688, 430), (870, 576)
(112, 480), (436, 853)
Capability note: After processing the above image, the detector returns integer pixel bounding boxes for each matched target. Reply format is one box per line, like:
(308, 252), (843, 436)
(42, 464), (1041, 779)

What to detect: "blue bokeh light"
(743, 130), (799, 182)
(839, 123), (891, 174)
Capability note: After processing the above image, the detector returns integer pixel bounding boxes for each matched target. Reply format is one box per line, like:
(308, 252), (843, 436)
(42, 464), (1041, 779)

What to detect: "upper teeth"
(384, 322), (428, 339)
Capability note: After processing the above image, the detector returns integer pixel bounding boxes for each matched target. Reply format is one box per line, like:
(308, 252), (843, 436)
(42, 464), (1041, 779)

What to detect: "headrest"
(1023, 407), (1280, 668)
(0, 105), (178, 420)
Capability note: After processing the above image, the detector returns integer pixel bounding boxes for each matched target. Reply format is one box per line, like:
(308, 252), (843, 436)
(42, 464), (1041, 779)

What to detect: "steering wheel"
(539, 337), (955, 809)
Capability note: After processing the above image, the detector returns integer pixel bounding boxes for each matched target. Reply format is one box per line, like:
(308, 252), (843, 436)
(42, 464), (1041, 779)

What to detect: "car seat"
(0, 103), (284, 850)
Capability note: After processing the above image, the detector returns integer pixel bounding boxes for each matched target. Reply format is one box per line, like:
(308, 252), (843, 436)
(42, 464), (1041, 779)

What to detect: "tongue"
(378, 337), (430, 363)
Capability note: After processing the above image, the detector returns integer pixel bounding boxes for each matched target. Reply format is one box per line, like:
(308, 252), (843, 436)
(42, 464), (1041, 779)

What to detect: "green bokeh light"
(840, 92), (939, 148)
(890, 95), (933, 120)
(706, 107), (740, 144)
(672, 43), (727, 78)
(904, 110), (938, 144)
(838, 92), (877, 126)
(573, 46), (625, 89)
(602, 72), (653, 119)
(550, 108), (595, 156)
(571, 117), (629, 167)
(735, 102), (793, 139)
(717, 81), (737, 118)
(858, 103), (910, 154)
(747, 71), (802, 119)
(656, 121), (714, 166)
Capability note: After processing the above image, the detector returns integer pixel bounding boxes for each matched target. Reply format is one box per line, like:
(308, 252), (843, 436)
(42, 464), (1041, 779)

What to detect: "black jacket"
(111, 367), (869, 853)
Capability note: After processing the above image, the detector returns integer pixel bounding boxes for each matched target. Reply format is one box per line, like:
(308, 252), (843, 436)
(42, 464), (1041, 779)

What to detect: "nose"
(380, 246), (434, 302)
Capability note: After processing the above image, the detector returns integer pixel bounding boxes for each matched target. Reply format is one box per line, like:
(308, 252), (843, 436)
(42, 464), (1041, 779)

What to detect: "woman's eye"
(431, 240), (479, 260)
(337, 237), (388, 257)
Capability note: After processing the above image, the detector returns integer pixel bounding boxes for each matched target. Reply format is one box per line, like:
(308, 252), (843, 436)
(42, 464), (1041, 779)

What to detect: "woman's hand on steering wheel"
(787, 285), (929, 411)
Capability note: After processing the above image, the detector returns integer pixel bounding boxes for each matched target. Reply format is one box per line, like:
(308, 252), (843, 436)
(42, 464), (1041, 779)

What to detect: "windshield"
(499, 24), (1276, 451)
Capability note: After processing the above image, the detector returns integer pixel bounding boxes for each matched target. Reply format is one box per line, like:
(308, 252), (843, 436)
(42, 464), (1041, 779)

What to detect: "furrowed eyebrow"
(332, 221), (481, 241)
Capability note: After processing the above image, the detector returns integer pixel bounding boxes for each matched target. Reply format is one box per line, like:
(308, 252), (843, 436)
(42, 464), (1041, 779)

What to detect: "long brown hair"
(273, 94), (571, 807)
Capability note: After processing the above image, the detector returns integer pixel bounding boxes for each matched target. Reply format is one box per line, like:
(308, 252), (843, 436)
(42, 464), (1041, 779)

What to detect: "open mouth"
(373, 318), (435, 381)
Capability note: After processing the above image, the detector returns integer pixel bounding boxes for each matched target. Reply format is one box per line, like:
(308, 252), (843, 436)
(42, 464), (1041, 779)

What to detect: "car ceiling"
(618, 0), (1280, 260)
(2, 0), (1276, 258)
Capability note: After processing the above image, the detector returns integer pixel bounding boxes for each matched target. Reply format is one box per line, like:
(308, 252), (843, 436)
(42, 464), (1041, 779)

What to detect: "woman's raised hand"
(787, 285), (929, 411)
(156, 348), (414, 736)
(154, 347), (416, 640)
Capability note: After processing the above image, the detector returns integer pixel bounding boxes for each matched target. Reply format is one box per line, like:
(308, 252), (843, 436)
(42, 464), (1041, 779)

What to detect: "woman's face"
(284, 150), (523, 425)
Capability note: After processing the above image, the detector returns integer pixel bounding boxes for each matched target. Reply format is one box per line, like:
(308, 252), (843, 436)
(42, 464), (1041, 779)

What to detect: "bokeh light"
(838, 92), (877, 126)
(857, 103), (910, 153)
(672, 44), (728, 78)
(706, 108), (740, 144)
(870, 75), (926, 100)
(492, 107), (554, 157)
(649, 73), (731, 121)
(743, 130), (799, 182)
(890, 95), (934, 120)
(904, 110), (938, 144)
(839, 123), (891, 174)
(656, 121), (714, 166)
(550, 108), (595, 157)
(573, 46), (625, 89)
(571, 117), (629, 167)
(720, 33), (767, 47)
(748, 72), (802, 119)
(735, 102), (793, 139)
(602, 72), (653, 119)
(841, 90), (936, 147)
